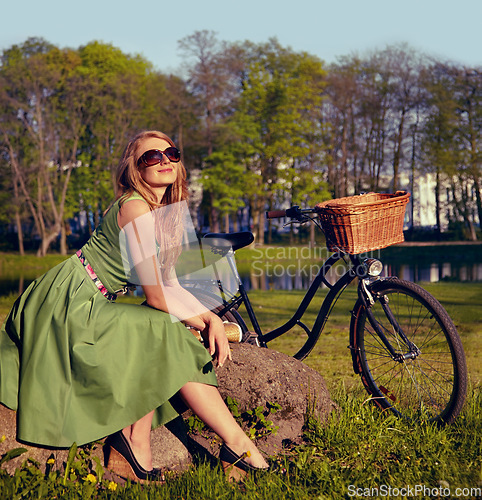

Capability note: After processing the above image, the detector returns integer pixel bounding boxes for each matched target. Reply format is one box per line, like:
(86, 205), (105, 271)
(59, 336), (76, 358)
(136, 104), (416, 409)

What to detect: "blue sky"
(2, 0), (481, 73)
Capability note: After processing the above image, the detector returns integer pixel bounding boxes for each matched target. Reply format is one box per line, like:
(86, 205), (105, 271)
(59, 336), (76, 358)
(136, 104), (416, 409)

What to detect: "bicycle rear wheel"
(350, 278), (467, 425)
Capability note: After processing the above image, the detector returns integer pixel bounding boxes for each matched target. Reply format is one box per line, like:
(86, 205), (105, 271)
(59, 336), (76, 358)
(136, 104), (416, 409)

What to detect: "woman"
(0, 130), (268, 482)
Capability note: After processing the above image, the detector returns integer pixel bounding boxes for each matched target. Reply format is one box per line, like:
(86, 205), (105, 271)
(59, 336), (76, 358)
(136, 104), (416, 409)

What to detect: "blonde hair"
(115, 130), (188, 275)
(115, 130), (188, 209)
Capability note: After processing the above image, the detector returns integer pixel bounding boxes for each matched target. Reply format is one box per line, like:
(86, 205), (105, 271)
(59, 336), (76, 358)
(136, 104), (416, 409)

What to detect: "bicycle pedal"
(242, 331), (260, 346)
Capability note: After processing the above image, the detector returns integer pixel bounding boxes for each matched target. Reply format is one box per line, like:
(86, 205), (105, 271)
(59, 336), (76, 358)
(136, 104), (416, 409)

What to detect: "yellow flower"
(0, 435), (5, 443)
(47, 458), (55, 465)
(108, 481), (118, 491)
(232, 450), (252, 467)
(85, 473), (97, 484)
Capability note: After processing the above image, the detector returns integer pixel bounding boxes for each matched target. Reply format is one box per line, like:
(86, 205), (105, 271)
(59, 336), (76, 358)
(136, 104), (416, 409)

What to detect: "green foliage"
(0, 441), (120, 498)
(186, 397), (282, 442)
(225, 396), (281, 440)
(0, 447), (27, 466)
(216, 40), (328, 239)
(280, 163), (331, 209)
(185, 414), (208, 435)
(201, 151), (246, 215)
(65, 166), (113, 222)
(242, 403), (281, 440)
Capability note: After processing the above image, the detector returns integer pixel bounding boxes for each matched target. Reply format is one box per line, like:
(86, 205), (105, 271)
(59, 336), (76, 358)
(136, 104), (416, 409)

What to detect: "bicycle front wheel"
(350, 278), (467, 425)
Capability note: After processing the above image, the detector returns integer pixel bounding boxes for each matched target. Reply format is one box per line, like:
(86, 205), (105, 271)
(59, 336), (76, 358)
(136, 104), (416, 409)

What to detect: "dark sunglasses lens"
(142, 150), (163, 166)
(164, 147), (181, 162)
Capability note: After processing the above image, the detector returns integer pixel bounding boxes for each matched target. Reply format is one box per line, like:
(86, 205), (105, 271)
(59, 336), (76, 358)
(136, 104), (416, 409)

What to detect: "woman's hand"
(201, 313), (231, 368)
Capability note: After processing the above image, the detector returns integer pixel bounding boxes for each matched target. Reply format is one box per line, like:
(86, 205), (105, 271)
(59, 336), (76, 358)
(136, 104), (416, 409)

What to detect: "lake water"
(1, 246), (481, 297)
(241, 260), (482, 291)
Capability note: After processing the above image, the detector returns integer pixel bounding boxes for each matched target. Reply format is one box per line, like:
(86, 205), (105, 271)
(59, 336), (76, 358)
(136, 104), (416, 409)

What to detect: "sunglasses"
(137, 147), (181, 167)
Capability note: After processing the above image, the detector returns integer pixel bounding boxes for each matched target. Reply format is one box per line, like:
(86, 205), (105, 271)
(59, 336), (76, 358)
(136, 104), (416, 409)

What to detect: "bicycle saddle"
(202, 232), (254, 252)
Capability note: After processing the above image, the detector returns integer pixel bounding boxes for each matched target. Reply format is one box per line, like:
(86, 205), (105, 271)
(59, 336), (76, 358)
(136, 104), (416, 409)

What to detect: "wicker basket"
(316, 191), (410, 254)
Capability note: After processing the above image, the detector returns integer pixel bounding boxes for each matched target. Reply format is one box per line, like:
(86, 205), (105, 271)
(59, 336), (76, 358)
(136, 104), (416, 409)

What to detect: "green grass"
(1, 252), (481, 498)
(238, 283), (482, 390)
(1, 388), (481, 498)
(0, 252), (69, 275)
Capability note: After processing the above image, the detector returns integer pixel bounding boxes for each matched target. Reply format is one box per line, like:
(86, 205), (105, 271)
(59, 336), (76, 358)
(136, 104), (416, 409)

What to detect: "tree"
(420, 62), (462, 237)
(324, 56), (363, 197)
(178, 30), (245, 231)
(0, 38), (82, 255)
(376, 45), (425, 192)
(326, 45), (426, 199)
(228, 39), (326, 242)
(201, 151), (247, 232)
(0, 38), (183, 254)
(452, 68), (482, 238)
(76, 41), (154, 227)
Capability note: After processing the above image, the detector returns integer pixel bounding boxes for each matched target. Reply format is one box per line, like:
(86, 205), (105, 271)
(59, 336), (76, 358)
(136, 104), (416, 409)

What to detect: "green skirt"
(0, 255), (217, 447)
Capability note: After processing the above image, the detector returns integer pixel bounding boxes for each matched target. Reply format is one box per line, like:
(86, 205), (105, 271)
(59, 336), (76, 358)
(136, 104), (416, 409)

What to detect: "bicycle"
(181, 199), (468, 426)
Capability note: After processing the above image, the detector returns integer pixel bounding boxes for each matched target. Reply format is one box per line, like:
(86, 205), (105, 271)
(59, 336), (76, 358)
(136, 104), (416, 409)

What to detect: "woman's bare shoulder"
(117, 199), (151, 229)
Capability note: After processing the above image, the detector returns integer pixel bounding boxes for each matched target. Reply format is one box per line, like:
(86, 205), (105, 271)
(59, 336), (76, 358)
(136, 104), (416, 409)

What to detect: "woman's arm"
(118, 200), (231, 366)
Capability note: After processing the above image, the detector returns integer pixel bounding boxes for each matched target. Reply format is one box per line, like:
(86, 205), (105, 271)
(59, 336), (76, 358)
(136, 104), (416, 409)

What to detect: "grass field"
(240, 282), (482, 391)
(0, 252), (481, 498)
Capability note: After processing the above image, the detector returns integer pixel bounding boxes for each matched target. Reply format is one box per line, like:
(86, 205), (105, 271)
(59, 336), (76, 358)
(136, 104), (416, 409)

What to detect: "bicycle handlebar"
(266, 206), (317, 220)
(266, 209), (288, 219)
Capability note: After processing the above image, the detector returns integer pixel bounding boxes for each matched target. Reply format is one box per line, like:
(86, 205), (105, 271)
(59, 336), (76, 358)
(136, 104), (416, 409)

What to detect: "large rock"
(0, 344), (333, 475)
(211, 343), (334, 456)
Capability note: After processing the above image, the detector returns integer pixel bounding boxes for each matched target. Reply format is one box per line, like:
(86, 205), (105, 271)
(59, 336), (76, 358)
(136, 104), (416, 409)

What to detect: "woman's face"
(137, 137), (178, 194)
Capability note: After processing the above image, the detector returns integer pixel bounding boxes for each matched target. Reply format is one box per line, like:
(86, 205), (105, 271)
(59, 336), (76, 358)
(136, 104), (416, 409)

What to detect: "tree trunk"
(13, 178), (25, 255)
(250, 196), (265, 244)
(434, 168), (442, 239)
(467, 220), (477, 241)
(232, 212), (239, 232)
(37, 225), (61, 257)
(408, 110), (420, 234)
(60, 223), (68, 255)
(257, 196), (266, 245)
(14, 211), (25, 256)
(392, 109), (406, 192)
(340, 119), (348, 197)
(473, 176), (482, 234)
(209, 201), (220, 233)
(309, 223), (315, 249)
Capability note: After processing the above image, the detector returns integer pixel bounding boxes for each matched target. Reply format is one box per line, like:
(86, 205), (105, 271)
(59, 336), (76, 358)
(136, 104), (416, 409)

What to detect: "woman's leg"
(179, 382), (268, 468)
(122, 409), (155, 470)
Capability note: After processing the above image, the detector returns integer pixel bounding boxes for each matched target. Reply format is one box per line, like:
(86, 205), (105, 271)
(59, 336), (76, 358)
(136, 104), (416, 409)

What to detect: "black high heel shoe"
(219, 443), (268, 481)
(104, 431), (165, 484)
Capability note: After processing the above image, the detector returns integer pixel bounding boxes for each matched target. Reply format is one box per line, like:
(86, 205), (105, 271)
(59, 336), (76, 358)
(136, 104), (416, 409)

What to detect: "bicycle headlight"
(363, 258), (383, 277)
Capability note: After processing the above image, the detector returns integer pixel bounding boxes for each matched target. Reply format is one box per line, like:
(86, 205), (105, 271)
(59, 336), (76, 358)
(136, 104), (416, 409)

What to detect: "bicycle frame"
(211, 249), (365, 350)
(356, 280), (422, 362)
(194, 246), (419, 363)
